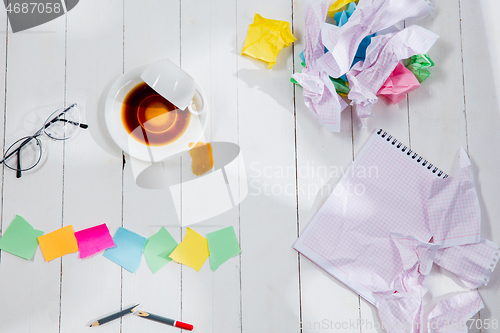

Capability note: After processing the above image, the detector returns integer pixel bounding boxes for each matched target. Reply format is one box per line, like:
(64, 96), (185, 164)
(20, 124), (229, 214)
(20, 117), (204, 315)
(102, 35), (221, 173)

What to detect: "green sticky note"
(405, 53), (434, 83)
(206, 226), (241, 271)
(0, 215), (44, 260)
(144, 227), (178, 274)
(330, 77), (350, 95)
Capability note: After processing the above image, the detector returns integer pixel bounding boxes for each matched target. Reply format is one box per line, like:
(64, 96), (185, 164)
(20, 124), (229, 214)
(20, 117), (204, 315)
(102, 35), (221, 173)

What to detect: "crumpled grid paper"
(331, 2), (376, 67)
(294, 0), (437, 131)
(291, 0), (347, 133)
(294, 131), (499, 331)
(318, 0), (432, 78)
(428, 291), (484, 333)
(346, 25), (438, 125)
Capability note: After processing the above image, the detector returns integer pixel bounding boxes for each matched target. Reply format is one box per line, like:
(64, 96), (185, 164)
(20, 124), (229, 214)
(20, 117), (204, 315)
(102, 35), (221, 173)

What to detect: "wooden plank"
(353, 22), (411, 333)
(0, 0), (7, 243)
(179, 0), (241, 332)
(292, 1), (362, 332)
(237, 1), (300, 332)
(459, 0), (500, 329)
(121, 1), (182, 333)
(406, 0), (471, 331)
(0, 11), (65, 333)
(406, 1), (467, 172)
(59, 1), (124, 332)
(353, 0), (467, 329)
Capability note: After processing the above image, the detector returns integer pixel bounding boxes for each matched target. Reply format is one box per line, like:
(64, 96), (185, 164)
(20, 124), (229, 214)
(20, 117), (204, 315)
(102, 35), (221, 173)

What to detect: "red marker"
(137, 311), (193, 331)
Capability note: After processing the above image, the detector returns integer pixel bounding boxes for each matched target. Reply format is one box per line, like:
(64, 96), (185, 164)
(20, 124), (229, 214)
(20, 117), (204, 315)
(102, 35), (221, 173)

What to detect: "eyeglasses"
(0, 103), (88, 178)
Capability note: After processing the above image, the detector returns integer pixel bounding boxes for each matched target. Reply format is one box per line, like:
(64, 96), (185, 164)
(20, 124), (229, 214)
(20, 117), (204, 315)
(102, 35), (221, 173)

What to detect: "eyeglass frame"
(0, 103), (88, 178)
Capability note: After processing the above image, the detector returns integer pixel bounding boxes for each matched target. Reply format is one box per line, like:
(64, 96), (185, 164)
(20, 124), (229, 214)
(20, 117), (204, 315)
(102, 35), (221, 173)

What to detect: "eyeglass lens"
(1, 103), (86, 177)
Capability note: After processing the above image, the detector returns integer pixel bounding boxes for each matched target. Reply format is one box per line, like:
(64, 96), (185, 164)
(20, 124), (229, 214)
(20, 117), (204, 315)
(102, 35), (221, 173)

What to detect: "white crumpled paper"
(318, 0), (432, 78)
(428, 291), (484, 333)
(346, 25), (439, 125)
(292, 0), (347, 132)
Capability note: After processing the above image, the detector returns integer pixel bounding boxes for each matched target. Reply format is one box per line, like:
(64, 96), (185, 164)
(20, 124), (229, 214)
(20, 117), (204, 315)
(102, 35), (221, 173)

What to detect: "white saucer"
(104, 64), (208, 162)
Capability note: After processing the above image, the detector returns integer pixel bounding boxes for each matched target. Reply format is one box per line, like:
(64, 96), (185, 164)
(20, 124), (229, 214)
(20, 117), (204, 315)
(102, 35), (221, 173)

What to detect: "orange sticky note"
(169, 228), (209, 271)
(38, 225), (79, 262)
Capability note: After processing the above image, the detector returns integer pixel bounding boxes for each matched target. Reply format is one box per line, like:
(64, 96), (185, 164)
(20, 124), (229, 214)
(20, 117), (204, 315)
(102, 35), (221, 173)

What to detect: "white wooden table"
(0, 1), (499, 332)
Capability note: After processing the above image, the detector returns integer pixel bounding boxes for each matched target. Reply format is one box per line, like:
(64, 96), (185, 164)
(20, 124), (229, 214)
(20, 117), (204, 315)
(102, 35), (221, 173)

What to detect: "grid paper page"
(433, 239), (500, 289)
(428, 291), (484, 333)
(294, 129), (484, 305)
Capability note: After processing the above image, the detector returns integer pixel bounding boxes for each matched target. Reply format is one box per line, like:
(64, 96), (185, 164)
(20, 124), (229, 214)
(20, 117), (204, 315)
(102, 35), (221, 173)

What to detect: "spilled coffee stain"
(122, 82), (190, 147)
(189, 142), (213, 176)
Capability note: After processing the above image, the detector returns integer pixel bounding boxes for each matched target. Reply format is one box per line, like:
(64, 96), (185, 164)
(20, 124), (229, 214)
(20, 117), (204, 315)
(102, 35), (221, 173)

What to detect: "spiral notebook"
(294, 129), (483, 305)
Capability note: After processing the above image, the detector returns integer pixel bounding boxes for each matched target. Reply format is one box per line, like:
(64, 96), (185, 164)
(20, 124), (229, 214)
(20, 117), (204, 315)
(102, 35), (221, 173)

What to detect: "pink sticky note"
(377, 62), (420, 104)
(74, 224), (115, 259)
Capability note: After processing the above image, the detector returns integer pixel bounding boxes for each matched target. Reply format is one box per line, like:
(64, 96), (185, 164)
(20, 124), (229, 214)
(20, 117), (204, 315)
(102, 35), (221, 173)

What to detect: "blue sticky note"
(335, 11), (349, 27)
(103, 227), (146, 273)
(345, 2), (356, 16)
(299, 51), (305, 64)
(334, 11), (342, 25)
(355, 33), (376, 61)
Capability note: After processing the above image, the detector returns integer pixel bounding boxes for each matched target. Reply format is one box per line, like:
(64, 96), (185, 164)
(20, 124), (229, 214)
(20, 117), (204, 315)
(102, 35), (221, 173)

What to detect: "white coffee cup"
(140, 59), (206, 116)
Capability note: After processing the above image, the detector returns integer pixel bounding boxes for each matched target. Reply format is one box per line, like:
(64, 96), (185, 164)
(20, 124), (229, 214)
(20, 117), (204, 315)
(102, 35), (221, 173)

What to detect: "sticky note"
(169, 228), (209, 272)
(103, 227), (146, 273)
(241, 13), (296, 69)
(74, 224), (115, 259)
(144, 227), (178, 274)
(327, 0), (357, 17)
(37, 225), (79, 262)
(405, 53), (435, 83)
(0, 215), (44, 260)
(206, 226), (241, 271)
(377, 62), (421, 104)
(189, 142), (214, 176)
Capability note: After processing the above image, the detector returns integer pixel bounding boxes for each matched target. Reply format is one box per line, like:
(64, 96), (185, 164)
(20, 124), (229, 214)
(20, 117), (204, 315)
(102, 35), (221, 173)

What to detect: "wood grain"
(0, 1), (498, 332)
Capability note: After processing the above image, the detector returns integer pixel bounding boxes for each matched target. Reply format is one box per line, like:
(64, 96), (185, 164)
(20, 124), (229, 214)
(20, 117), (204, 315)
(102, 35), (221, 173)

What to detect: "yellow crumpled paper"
(328, 0), (357, 17)
(241, 13), (296, 69)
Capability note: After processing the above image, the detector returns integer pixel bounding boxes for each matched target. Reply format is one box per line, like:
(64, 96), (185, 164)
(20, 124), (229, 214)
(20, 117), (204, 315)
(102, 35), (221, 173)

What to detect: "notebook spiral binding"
(377, 129), (448, 178)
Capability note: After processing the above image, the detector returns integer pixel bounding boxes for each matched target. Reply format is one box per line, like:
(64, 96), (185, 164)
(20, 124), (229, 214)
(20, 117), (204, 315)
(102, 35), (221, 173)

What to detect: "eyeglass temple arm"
(44, 103), (88, 130)
(51, 118), (88, 129)
(0, 135), (37, 164)
(0, 104), (87, 165)
(16, 149), (22, 178)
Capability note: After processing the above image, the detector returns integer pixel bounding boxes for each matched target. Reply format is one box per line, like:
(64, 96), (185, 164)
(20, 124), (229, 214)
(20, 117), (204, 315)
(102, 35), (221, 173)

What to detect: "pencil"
(90, 304), (140, 327)
(137, 310), (193, 331)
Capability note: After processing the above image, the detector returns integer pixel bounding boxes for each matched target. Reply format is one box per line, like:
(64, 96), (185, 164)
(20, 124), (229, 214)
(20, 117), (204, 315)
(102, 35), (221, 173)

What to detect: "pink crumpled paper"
(377, 62), (421, 104)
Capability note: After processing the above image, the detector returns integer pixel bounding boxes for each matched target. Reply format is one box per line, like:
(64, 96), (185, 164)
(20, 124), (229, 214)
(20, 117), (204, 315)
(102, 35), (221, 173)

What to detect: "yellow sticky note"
(328, 0), (357, 17)
(169, 228), (209, 272)
(241, 13), (296, 69)
(38, 225), (79, 262)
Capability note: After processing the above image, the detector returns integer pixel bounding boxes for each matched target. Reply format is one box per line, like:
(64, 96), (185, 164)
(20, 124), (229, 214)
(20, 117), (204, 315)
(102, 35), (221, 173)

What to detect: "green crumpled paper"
(405, 54), (434, 83)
